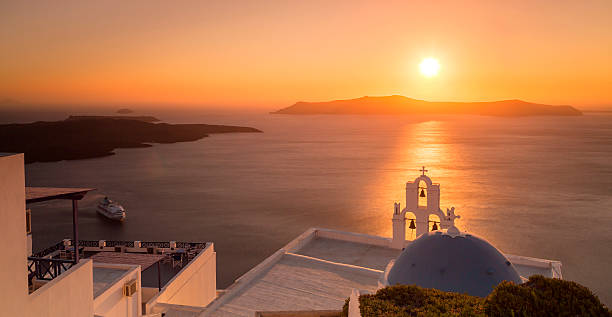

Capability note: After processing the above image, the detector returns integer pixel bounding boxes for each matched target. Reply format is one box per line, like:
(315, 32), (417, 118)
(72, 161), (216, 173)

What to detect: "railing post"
(157, 261), (162, 291)
(72, 199), (79, 263)
(34, 260), (40, 280)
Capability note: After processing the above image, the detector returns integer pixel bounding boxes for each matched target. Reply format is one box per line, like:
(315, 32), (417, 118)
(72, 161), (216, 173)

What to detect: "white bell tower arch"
(391, 167), (460, 249)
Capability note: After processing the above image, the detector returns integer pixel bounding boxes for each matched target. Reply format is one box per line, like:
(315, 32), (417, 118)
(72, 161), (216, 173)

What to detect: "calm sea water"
(24, 112), (612, 305)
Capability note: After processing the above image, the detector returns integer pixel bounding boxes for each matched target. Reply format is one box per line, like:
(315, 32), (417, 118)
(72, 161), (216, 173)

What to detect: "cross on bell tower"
(420, 166), (428, 176)
(391, 167), (459, 249)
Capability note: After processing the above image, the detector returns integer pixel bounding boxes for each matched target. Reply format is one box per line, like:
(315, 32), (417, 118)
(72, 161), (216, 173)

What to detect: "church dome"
(386, 228), (522, 297)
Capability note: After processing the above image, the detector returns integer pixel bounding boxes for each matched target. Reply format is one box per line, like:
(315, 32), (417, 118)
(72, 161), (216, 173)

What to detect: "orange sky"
(1, 1), (611, 109)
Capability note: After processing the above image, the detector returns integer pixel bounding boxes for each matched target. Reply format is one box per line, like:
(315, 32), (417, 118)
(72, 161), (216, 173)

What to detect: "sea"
(17, 110), (612, 305)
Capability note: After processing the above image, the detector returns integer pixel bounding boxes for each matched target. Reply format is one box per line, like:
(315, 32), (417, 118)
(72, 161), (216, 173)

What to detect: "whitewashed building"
(199, 168), (562, 317)
(1, 153), (562, 317)
(0, 153), (216, 317)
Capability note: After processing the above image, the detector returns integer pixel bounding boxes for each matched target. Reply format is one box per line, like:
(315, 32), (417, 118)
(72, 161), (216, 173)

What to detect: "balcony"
(28, 239), (208, 293)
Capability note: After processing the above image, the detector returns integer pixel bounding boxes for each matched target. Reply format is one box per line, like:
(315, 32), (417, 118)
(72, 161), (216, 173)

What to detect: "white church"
(0, 153), (561, 317)
(391, 166), (461, 247)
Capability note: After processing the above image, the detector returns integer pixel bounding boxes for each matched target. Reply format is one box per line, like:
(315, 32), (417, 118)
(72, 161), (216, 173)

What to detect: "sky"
(1, 0), (611, 109)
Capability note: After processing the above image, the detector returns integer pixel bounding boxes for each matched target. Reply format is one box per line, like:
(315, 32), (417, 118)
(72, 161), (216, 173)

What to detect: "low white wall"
(27, 259), (94, 317)
(315, 228), (392, 248)
(505, 253), (562, 279)
(282, 228), (317, 253)
(146, 243), (216, 312)
(93, 263), (141, 317)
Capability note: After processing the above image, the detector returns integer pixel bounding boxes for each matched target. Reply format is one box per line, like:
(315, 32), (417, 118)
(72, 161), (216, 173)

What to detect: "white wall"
(93, 264), (141, 317)
(316, 228), (391, 248)
(0, 154), (96, 317)
(146, 244), (216, 312)
(0, 153), (29, 315)
(27, 260), (95, 317)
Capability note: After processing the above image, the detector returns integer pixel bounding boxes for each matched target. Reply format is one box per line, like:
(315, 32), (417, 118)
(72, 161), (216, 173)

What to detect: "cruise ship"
(97, 197), (127, 221)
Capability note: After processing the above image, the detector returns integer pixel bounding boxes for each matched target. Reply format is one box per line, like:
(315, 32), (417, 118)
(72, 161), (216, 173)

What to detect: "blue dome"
(386, 230), (522, 297)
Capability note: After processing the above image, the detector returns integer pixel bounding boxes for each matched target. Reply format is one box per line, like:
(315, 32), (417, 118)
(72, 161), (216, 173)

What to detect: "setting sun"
(419, 57), (441, 78)
(1, 2), (612, 313)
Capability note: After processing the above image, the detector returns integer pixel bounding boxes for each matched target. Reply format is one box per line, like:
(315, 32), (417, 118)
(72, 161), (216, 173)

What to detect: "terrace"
(25, 186), (208, 293)
(28, 239), (208, 293)
(201, 227), (562, 317)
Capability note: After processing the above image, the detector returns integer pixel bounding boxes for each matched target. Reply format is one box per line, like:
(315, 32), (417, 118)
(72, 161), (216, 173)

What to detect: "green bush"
(342, 285), (485, 317)
(342, 276), (610, 317)
(485, 275), (610, 317)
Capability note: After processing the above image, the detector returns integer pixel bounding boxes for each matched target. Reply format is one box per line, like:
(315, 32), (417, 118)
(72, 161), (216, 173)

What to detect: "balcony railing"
(29, 240), (209, 287)
(35, 240), (208, 256)
(28, 257), (75, 282)
(32, 241), (65, 258)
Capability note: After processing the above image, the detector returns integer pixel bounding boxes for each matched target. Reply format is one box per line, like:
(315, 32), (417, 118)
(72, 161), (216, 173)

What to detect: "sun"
(419, 57), (440, 78)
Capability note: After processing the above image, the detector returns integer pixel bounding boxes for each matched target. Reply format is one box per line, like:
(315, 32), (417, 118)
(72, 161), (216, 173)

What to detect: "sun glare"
(419, 57), (440, 78)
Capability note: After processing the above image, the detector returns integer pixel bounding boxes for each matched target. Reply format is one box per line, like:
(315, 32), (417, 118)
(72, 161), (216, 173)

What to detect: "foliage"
(341, 276), (611, 317)
(485, 275), (611, 317)
(342, 284), (485, 317)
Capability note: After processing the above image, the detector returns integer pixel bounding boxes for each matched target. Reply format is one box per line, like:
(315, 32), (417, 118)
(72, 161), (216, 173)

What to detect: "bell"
(409, 219), (416, 230)
(432, 222), (438, 231)
(420, 189), (426, 198)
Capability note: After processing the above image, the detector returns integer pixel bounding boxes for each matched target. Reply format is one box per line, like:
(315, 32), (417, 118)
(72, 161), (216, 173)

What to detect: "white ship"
(97, 197), (126, 221)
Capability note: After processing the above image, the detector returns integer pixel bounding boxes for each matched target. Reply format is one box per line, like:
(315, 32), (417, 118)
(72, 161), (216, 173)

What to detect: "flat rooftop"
(208, 253), (380, 317)
(203, 229), (393, 317)
(93, 266), (132, 298)
(202, 228), (561, 317)
(149, 303), (206, 317)
(296, 237), (400, 271)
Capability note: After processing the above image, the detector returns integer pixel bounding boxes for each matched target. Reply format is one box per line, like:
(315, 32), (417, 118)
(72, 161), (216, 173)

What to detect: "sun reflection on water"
(363, 119), (470, 240)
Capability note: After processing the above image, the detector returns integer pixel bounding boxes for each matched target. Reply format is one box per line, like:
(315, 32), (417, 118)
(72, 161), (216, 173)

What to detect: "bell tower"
(391, 167), (459, 249)
(391, 202), (405, 249)
(405, 167), (440, 212)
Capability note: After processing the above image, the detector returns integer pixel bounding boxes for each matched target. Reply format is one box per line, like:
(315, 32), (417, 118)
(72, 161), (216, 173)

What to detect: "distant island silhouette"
(0, 98), (21, 107)
(116, 108), (134, 114)
(273, 95), (582, 116)
(0, 117), (261, 163)
(66, 115), (160, 123)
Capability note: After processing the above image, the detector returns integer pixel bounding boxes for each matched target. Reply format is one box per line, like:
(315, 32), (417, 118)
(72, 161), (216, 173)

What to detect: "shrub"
(342, 285), (485, 317)
(485, 275), (611, 317)
(342, 276), (610, 317)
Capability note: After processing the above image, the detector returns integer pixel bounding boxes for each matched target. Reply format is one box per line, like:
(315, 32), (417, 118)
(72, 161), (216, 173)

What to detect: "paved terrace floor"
(85, 250), (189, 290)
(150, 303), (206, 317)
(295, 237), (401, 271)
(208, 253), (382, 317)
(203, 233), (557, 317)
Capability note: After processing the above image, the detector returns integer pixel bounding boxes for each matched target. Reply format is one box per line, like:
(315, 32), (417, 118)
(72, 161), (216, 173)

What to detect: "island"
(272, 95), (582, 116)
(116, 108), (134, 114)
(66, 115), (160, 123)
(0, 117), (261, 163)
